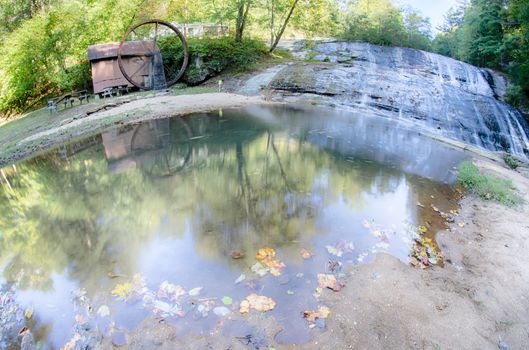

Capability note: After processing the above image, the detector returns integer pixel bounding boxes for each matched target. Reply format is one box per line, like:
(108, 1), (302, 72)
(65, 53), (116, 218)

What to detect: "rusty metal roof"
(88, 41), (157, 61)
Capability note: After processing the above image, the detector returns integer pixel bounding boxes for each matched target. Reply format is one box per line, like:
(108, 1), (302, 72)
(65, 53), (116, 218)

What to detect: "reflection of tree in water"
(0, 112), (428, 292)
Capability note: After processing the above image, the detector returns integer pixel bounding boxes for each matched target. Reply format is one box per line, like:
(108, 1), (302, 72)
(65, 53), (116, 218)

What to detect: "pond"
(0, 106), (467, 349)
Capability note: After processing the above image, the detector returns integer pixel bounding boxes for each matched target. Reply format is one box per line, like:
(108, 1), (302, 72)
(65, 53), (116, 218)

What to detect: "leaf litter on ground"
(409, 225), (443, 269)
(303, 306), (331, 323)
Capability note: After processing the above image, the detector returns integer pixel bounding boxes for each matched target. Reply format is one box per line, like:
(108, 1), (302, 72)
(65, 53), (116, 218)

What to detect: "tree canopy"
(433, 0), (529, 107)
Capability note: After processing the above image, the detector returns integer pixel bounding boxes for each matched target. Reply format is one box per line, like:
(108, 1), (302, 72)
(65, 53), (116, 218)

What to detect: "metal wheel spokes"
(118, 20), (189, 90)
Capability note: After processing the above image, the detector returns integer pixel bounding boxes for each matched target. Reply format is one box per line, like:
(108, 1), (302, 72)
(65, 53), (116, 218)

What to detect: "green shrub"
(160, 36), (267, 85)
(503, 153), (520, 170)
(457, 161), (523, 206)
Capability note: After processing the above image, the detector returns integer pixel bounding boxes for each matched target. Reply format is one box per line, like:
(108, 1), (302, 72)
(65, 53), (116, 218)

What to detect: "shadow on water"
(0, 106), (467, 349)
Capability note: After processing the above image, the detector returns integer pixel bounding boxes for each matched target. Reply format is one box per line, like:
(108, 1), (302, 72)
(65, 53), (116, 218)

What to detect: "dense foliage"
(161, 37), (267, 84)
(433, 0), (529, 108)
(342, 0), (432, 51)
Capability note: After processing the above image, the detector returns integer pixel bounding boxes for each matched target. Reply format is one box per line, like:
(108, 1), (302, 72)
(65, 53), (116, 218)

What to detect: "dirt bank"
(0, 93), (268, 167)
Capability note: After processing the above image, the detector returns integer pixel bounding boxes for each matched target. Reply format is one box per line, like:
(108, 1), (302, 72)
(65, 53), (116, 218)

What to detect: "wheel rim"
(118, 20), (189, 90)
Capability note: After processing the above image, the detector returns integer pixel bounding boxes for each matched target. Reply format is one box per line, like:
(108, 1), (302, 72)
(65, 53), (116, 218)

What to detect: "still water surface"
(0, 106), (467, 348)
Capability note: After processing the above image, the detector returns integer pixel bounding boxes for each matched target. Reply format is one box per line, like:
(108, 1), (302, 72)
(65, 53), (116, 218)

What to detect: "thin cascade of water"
(490, 101), (524, 155)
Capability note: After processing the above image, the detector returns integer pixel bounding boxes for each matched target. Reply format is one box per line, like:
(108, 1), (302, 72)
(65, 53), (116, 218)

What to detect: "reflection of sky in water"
(0, 106), (465, 348)
(16, 274), (78, 347)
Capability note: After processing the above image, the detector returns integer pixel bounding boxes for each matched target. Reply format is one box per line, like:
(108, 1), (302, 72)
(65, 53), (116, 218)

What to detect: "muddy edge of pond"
(98, 157), (529, 350)
(0, 93), (271, 167)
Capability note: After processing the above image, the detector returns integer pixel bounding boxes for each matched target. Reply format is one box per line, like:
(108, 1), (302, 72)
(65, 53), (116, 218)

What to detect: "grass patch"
(170, 86), (217, 96)
(457, 161), (523, 206)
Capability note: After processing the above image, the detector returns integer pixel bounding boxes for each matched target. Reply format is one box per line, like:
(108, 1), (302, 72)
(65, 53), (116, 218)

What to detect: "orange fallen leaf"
(299, 248), (313, 260)
(303, 306), (331, 323)
(317, 274), (343, 292)
(255, 247), (286, 276)
(230, 250), (245, 259)
(256, 248), (276, 261)
(240, 294), (276, 313)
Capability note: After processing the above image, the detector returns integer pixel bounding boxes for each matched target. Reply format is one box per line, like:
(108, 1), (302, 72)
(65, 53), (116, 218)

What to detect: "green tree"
(462, 0), (505, 68)
(342, 0), (431, 49)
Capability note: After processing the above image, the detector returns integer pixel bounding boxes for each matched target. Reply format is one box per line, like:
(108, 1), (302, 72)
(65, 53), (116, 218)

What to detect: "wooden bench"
(46, 94), (71, 113)
(47, 91), (92, 113)
(101, 87), (114, 99)
(72, 90), (90, 104)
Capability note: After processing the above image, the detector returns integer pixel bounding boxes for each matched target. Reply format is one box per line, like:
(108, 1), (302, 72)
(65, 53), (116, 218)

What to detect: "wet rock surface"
(260, 42), (529, 159)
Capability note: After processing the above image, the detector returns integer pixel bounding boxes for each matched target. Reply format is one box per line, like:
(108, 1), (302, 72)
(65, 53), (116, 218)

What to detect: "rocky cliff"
(247, 42), (529, 159)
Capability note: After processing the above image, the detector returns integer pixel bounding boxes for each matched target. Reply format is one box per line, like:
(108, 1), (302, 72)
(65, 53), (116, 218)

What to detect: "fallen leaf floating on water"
(317, 274), (344, 292)
(299, 248), (313, 259)
(303, 306), (331, 323)
(235, 274), (246, 284)
(111, 275), (148, 301)
(188, 287), (203, 297)
(97, 305), (110, 318)
(213, 306), (231, 317)
(197, 300), (215, 318)
(158, 281), (186, 301)
(256, 247), (275, 261)
(153, 300), (184, 317)
(222, 296), (233, 305)
(239, 300), (251, 314)
(230, 250), (245, 259)
(111, 283), (133, 300)
(325, 245), (342, 257)
(24, 307), (33, 319)
(313, 287), (323, 299)
(255, 248), (286, 276)
(239, 294), (276, 314)
(18, 326), (29, 336)
(61, 333), (81, 350)
(251, 262), (269, 277)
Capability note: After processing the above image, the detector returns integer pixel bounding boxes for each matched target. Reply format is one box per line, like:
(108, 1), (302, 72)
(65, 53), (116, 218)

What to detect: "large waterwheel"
(118, 20), (189, 90)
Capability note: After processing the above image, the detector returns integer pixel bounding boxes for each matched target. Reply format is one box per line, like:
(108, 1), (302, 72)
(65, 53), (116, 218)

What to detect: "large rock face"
(261, 42), (529, 158)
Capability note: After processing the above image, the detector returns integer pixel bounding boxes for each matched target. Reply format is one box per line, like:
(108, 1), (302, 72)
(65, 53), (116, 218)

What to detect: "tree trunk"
(269, 0), (275, 47)
(235, 0), (252, 42)
(269, 0), (300, 52)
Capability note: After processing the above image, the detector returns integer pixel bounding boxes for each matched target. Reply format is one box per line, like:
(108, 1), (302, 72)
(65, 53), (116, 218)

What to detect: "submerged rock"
(262, 42), (529, 158)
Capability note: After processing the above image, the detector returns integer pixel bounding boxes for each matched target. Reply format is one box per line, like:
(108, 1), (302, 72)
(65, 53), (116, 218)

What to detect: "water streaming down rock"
(262, 42), (529, 158)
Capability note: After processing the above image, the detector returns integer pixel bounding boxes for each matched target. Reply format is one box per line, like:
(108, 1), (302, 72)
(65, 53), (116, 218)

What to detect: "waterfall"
(267, 42), (529, 159)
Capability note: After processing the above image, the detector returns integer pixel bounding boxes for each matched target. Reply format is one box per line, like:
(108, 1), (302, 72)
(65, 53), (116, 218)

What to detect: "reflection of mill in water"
(101, 118), (192, 176)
